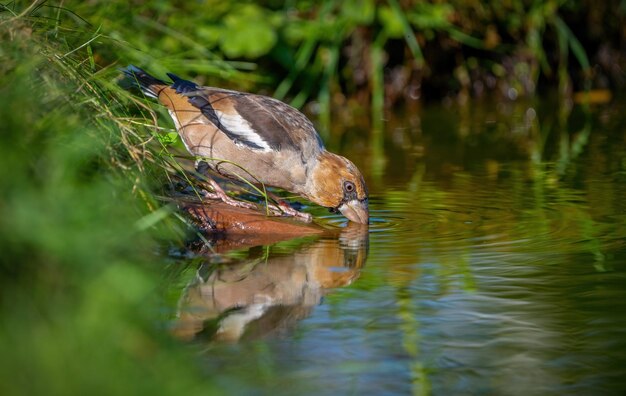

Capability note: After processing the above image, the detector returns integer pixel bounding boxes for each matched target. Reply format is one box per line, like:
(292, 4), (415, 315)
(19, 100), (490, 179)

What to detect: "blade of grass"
(552, 15), (591, 91)
(274, 0), (336, 101)
(387, 0), (424, 67)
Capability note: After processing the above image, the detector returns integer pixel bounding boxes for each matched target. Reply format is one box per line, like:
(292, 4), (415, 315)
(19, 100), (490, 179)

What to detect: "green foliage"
(0, 6), (229, 395)
(28, 0), (618, 136)
(220, 4), (280, 58)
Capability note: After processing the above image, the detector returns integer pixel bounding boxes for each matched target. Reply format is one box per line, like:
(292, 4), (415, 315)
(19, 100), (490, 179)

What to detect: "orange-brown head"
(305, 151), (369, 224)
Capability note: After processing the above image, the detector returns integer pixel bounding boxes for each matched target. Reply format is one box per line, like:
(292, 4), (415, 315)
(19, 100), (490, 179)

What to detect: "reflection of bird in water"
(171, 223), (369, 342)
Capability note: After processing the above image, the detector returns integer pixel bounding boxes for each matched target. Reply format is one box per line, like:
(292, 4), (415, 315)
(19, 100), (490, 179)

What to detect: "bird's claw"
(199, 180), (312, 222)
(200, 189), (258, 210)
(275, 201), (312, 222)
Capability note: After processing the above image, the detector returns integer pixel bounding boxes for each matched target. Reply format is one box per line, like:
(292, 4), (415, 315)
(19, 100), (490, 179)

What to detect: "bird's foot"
(201, 189), (259, 211)
(198, 178), (312, 222)
(275, 200), (312, 223)
(199, 179), (258, 211)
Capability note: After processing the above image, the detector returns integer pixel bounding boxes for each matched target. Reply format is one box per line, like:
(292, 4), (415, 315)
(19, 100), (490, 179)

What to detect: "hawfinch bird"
(123, 66), (368, 224)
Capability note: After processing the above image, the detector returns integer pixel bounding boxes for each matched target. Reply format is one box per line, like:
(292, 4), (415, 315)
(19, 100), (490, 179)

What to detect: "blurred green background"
(1, 1), (624, 395)
(70, 0), (624, 131)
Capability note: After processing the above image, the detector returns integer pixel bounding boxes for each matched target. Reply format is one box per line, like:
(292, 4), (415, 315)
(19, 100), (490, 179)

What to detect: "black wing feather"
(167, 73), (323, 153)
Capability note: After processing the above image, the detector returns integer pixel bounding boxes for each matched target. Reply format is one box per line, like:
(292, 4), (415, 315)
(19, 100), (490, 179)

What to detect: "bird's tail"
(121, 65), (168, 99)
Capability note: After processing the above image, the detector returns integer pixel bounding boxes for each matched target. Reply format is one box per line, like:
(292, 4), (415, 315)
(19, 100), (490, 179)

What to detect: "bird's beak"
(338, 199), (369, 224)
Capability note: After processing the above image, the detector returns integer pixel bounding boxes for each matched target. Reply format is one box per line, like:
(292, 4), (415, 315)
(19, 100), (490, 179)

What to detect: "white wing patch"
(214, 110), (272, 152)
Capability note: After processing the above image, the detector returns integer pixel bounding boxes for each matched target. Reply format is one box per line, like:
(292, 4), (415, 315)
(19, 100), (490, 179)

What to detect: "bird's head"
(305, 152), (369, 224)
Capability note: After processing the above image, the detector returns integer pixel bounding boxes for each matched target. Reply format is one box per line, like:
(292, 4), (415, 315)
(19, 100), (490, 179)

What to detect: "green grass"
(0, 6), (231, 395)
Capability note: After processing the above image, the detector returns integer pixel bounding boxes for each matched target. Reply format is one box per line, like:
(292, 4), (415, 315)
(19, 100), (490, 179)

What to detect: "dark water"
(166, 99), (626, 395)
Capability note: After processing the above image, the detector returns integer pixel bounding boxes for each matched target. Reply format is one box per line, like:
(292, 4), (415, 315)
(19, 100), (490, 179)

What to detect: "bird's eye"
(343, 181), (355, 193)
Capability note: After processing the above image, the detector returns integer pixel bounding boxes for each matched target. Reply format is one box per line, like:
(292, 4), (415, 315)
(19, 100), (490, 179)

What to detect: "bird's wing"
(165, 75), (324, 154)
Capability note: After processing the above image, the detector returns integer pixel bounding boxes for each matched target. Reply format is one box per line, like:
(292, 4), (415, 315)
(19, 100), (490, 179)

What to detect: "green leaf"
(408, 3), (454, 30)
(195, 25), (223, 48)
(379, 6), (404, 38)
(156, 131), (179, 145)
(341, 0), (375, 25)
(219, 5), (277, 58)
(553, 15), (590, 70)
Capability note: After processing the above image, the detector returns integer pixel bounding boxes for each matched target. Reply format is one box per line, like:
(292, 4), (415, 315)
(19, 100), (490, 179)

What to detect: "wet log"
(181, 201), (325, 239)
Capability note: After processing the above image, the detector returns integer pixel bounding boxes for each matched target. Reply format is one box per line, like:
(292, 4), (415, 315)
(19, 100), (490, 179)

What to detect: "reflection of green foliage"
(346, 95), (625, 296)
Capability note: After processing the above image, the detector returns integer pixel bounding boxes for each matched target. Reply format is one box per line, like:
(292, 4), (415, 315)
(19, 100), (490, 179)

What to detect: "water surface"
(166, 99), (626, 395)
